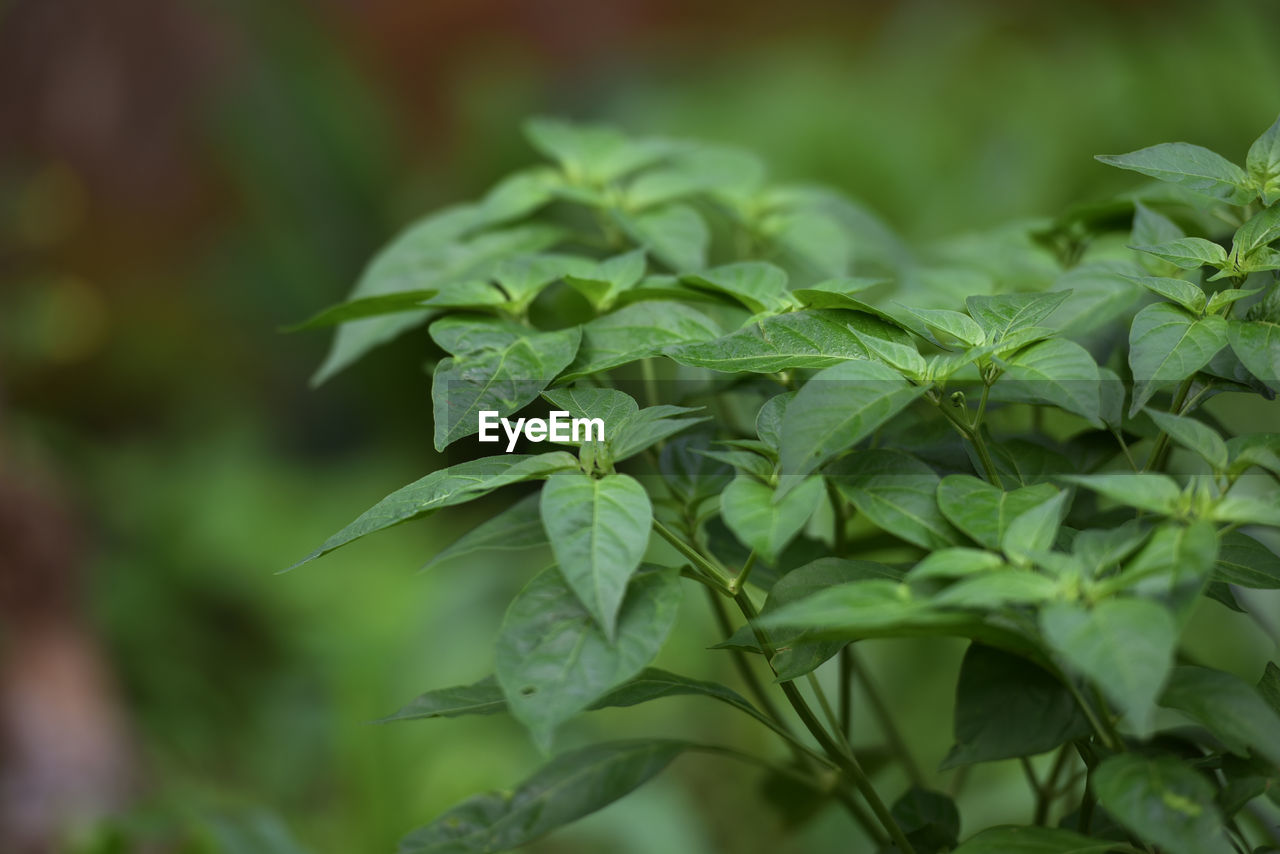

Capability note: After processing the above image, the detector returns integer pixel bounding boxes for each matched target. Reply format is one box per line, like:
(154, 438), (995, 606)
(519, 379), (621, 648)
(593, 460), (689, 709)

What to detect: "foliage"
(295, 116), (1280, 853)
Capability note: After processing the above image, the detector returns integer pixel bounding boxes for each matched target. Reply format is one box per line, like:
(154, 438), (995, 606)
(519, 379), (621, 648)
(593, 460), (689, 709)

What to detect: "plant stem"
(839, 647), (853, 739)
(847, 647), (927, 787)
(654, 520), (732, 593)
(827, 479), (848, 555)
(1144, 377), (1195, 471)
(934, 397), (1002, 485)
(727, 551), (757, 595)
(732, 593), (918, 854)
(704, 589), (792, 736)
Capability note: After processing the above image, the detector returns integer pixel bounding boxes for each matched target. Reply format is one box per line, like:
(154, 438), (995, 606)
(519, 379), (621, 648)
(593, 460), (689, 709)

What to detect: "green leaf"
(942, 644), (1092, 769)
(382, 668), (776, 732)
(1001, 491), (1068, 565)
(791, 277), (889, 311)
(496, 565), (681, 750)
(1211, 492), (1280, 527)
(618, 204), (709, 271)
(909, 548), (1007, 582)
(1061, 473), (1182, 515)
(1227, 319), (1280, 392)
(290, 453), (577, 568)
(1260, 663), (1280, 716)
(1231, 202), (1280, 260)
(666, 310), (899, 373)
(932, 571), (1059, 610)
(315, 221), (563, 385)
(1097, 142), (1252, 204)
(524, 118), (672, 185)
(1161, 665), (1280, 767)
(288, 289), (440, 331)
(398, 739), (686, 853)
(680, 262), (794, 314)
(1093, 754), (1230, 854)
(563, 249), (647, 310)
(720, 474), (824, 564)
(1040, 598), (1176, 736)
(965, 291), (1071, 341)
(1204, 286), (1259, 315)
(560, 300), (721, 382)
(494, 253), (593, 312)
(1116, 521), (1218, 590)
(1214, 531), (1280, 589)
(379, 677), (506, 723)
(996, 338), (1103, 427)
(893, 305), (986, 348)
(936, 476), (1059, 550)
(1132, 201), (1185, 253)
(540, 473), (653, 639)
(1127, 303), (1227, 415)
(623, 145), (763, 210)
(761, 558), (903, 681)
(1247, 113), (1280, 205)
(849, 326), (927, 379)
(951, 825), (1117, 854)
(891, 787), (960, 852)
(1127, 275), (1206, 315)
(829, 450), (960, 550)
(755, 393), (792, 453)
(1130, 237), (1227, 270)
(423, 493), (548, 572)
(768, 209), (852, 278)
(541, 388), (706, 463)
(1145, 409), (1229, 471)
(430, 317), (582, 450)
(778, 359), (928, 479)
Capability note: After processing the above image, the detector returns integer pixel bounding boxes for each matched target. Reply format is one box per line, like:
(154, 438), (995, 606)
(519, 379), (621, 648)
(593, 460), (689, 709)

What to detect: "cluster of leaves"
(293, 116), (1280, 853)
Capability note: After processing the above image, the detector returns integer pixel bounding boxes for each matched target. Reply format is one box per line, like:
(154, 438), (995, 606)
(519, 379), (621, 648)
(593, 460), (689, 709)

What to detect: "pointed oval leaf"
(666, 310), (901, 373)
(1097, 142), (1251, 204)
(936, 476), (1059, 550)
(1247, 114), (1280, 204)
(720, 474), (824, 565)
(1093, 754), (1230, 854)
(540, 472), (653, 639)
(1128, 303), (1227, 415)
(560, 299), (721, 382)
(996, 338), (1103, 427)
(829, 450), (960, 550)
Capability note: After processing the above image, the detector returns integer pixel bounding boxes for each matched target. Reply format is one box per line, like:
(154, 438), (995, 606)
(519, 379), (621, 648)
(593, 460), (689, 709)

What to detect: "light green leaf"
(849, 326), (927, 378)
(755, 393), (792, 453)
(496, 565), (680, 750)
(936, 476), (1059, 550)
(767, 209), (852, 278)
(941, 644), (1092, 769)
(524, 118), (673, 185)
(288, 289), (440, 331)
(1204, 287), (1258, 315)
(1127, 275), (1206, 315)
(1214, 531), (1280, 589)
(792, 277), (889, 311)
(1093, 754), (1230, 854)
(680, 262), (794, 314)
(829, 450), (960, 550)
(893, 305), (986, 348)
(540, 473), (653, 639)
(1097, 142), (1252, 204)
(1133, 202), (1186, 277)
(430, 317), (581, 449)
(965, 291), (1071, 342)
(379, 677), (506, 723)
(610, 406), (709, 462)
(1145, 409), (1228, 471)
(1061, 473), (1181, 515)
(560, 300), (721, 382)
(909, 548), (1007, 582)
(315, 221), (563, 385)
(1211, 492), (1280, 527)
(720, 474), (824, 564)
(1130, 237), (1227, 270)
(1117, 521), (1218, 589)
(1227, 319), (1280, 392)
(291, 453), (577, 568)
(932, 571), (1058, 609)
(1001, 491), (1068, 565)
(423, 493), (548, 572)
(495, 253), (593, 312)
(997, 338), (1103, 427)
(623, 145), (764, 210)
(951, 825), (1116, 854)
(1247, 113), (1280, 205)
(778, 360), (928, 479)
(1161, 665), (1280, 767)
(398, 739), (686, 853)
(1127, 303), (1227, 414)
(666, 310), (899, 373)
(1040, 598), (1176, 736)
(618, 204), (709, 271)
(563, 249), (647, 310)
(1232, 202), (1280, 259)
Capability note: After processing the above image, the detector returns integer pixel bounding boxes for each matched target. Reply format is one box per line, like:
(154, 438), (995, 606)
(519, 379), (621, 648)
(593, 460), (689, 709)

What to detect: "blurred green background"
(2, 1), (1278, 851)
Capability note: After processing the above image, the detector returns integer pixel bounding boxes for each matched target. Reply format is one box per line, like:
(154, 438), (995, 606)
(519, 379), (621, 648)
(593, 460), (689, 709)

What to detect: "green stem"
(654, 520), (732, 593)
(732, 593), (918, 854)
(727, 551), (757, 596)
(839, 647), (853, 739)
(640, 357), (660, 409)
(826, 478), (848, 556)
(848, 647), (927, 788)
(1144, 377), (1195, 472)
(704, 589), (794, 740)
(935, 397), (1002, 485)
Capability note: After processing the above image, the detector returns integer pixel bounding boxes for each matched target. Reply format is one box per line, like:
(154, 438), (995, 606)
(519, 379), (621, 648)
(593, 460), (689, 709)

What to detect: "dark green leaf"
(680, 262), (795, 314)
(942, 644), (1092, 769)
(891, 787), (960, 852)
(829, 450), (960, 550)
(1215, 531), (1280, 589)
(379, 677), (505, 723)
(290, 453), (576, 568)
(561, 300), (721, 382)
(430, 317), (582, 449)
(936, 476), (1059, 550)
(1040, 598), (1176, 736)
(951, 825), (1117, 853)
(1128, 304), (1227, 415)
(1093, 754), (1230, 854)
(720, 474), (824, 564)
(1097, 142), (1252, 204)
(778, 360), (928, 480)
(423, 493), (548, 571)
(1227, 319), (1280, 392)
(965, 292), (1071, 341)
(666, 310), (898, 373)
(496, 565), (681, 749)
(1247, 114), (1280, 204)
(996, 338), (1103, 428)
(1160, 665), (1280, 767)
(398, 739), (686, 853)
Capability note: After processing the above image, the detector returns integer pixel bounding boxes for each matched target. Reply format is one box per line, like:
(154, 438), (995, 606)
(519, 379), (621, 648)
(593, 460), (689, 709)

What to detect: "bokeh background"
(3, 0), (1279, 851)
